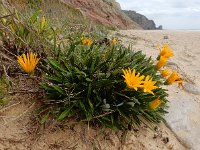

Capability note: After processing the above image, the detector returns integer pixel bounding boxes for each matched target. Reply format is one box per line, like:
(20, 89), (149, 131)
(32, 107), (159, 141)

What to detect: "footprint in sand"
(183, 83), (200, 95)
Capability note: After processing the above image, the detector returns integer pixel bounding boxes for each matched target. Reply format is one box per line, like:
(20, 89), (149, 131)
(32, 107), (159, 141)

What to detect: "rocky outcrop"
(157, 25), (163, 30)
(61, 0), (142, 29)
(102, 0), (121, 10)
(123, 10), (161, 30)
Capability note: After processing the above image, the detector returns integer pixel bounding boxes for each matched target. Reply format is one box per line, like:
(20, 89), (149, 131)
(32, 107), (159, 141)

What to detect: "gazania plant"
(40, 37), (170, 130)
(17, 52), (40, 74)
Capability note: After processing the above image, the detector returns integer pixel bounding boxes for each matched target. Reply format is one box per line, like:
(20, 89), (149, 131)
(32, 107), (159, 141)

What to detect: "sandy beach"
(1, 30), (200, 149)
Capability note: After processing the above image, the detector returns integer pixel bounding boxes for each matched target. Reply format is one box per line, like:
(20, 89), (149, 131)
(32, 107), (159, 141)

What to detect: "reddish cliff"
(61, 0), (141, 29)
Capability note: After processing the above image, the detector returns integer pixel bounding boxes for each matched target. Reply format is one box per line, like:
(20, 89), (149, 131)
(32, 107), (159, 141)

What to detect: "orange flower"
(156, 56), (167, 70)
(112, 38), (118, 45)
(81, 37), (92, 46)
(160, 43), (174, 58)
(165, 72), (183, 85)
(161, 68), (171, 77)
(149, 97), (161, 110)
(122, 68), (145, 91)
(17, 52), (40, 74)
(141, 75), (158, 95)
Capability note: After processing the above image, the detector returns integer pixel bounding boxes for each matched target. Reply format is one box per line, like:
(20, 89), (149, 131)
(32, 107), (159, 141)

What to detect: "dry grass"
(8, 0), (110, 32)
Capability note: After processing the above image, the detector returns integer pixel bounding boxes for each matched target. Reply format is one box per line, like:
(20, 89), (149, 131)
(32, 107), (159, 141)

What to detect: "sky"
(116, 0), (200, 29)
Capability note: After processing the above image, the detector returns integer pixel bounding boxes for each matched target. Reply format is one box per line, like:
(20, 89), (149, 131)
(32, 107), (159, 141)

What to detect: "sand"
(2, 30), (200, 149)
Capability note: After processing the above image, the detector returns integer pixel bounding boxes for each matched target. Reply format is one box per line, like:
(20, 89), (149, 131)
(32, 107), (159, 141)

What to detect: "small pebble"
(164, 35), (169, 39)
(162, 137), (169, 144)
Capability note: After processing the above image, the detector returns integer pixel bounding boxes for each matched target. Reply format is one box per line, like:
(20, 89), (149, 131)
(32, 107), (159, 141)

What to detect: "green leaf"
(51, 27), (57, 52)
(86, 78), (92, 82)
(48, 59), (68, 74)
(52, 85), (66, 95)
(131, 97), (141, 104)
(29, 10), (42, 24)
(88, 98), (94, 113)
(41, 113), (49, 124)
(58, 106), (73, 121)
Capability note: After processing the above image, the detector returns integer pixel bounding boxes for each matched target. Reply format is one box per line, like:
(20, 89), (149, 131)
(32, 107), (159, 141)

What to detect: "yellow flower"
(160, 43), (174, 58)
(87, 39), (92, 46)
(17, 52), (40, 74)
(149, 97), (161, 110)
(112, 38), (118, 45)
(161, 68), (171, 77)
(165, 72), (183, 85)
(141, 75), (158, 95)
(122, 68), (145, 91)
(81, 37), (92, 46)
(156, 56), (167, 70)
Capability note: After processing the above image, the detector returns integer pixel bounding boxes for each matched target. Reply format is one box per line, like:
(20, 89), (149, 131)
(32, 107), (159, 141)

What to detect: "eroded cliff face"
(123, 10), (162, 30)
(60, 0), (141, 29)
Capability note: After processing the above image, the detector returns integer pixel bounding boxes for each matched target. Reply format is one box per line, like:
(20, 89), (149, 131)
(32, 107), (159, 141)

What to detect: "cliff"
(123, 10), (162, 30)
(60, 0), (142, 29)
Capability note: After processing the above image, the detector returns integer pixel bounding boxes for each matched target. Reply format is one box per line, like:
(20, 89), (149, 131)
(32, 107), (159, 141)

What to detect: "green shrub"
(0, 1), (169, 130)
(40, 37), (168, 130)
